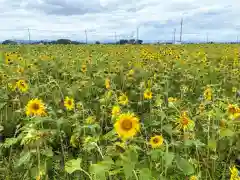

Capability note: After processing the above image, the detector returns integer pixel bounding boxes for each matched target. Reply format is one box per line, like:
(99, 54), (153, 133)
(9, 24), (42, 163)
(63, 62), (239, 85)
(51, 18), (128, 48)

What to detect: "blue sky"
(0, 0), (240, 42)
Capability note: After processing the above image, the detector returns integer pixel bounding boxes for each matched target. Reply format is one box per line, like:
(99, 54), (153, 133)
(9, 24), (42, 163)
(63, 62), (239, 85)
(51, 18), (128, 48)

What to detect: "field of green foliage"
(0, 44), (240, 180)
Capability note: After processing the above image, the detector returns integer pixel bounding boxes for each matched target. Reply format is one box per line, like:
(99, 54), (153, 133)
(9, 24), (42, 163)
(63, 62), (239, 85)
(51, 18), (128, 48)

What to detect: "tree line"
(1, 39), (143, 45)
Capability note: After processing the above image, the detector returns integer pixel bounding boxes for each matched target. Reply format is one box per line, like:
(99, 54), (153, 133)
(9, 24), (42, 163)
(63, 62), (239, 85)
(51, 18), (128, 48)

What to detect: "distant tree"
(136, 39), (143, 44)
(2, 40), (17, 45)
(56, 39), (71, 44)
(95, 41), (100, 44)
(128, 39), (136, 44)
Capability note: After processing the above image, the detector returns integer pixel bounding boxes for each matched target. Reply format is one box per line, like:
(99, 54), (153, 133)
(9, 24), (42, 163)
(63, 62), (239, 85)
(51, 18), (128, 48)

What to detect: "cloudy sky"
(0, 0), (240, 42)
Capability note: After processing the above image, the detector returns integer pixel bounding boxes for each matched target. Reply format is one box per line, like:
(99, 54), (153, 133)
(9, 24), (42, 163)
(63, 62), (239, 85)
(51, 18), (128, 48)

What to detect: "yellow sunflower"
(114, 113), (140, 140)
(189, 175), (198, 180)
(112, 105), (121, 117)
(26, 98), (46, 117)
(81, 64), (87, 73)
(144, 89), (152, 100)
(64, 96), (74, 111)
(230, 165), (240, 180)
(105, 78), (110, 89)
(118, 93), (129, 105)
(149, 135), (164, 148)
(168, 97), (177, 103)
(16, 80), (28, 92)
(176, 111), (195, 131)
(203, 86), (212, 101)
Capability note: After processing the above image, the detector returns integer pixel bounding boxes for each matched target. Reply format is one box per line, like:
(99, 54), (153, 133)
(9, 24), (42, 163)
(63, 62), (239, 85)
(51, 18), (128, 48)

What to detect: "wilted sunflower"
(26, 98), (46, 116)
(64, 96), (74, 111)
(16, 80), (28, 92)
(144, 89), (153, 100)
(118, 93), (129, 105)
(149, 135), (164, 148)
(176, 111), (195, 131)
(228, 104), (240, 115)
(114, 113), (140, 140)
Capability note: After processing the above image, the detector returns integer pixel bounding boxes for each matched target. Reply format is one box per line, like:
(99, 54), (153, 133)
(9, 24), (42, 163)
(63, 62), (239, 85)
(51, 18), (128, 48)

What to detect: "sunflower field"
(0, 44), (240, 180)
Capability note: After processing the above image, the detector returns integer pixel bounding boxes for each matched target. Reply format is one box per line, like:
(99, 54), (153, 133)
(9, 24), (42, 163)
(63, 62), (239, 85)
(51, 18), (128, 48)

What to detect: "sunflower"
(189, 175), (198, 180)
(149, 135), (164, 148)
(228, 104), (239, 115)
(176, 111), (195, 131)
(16, 80), (28, 92)
(81, 64), (87, 73)
(203, 86), (212, 101)
(118, 93), (129, 105)
(64, 96), (74, 111)
(168, 97), (177, 103)
(112, 105), (121, 117)
(114, 113), (140, 140)
(144, 89), (152, 100)
(26, 98), (46, 116)
(105, 78), (110, 89)
(230, 165), (240, 180)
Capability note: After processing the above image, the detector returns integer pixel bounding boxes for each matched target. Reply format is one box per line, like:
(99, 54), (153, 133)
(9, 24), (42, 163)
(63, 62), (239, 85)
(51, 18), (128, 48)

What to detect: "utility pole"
(237, 36), (239, 43)
(173, 28), (176, 44)
(206, 33), (208, 43)
(136, 27), (139, 44)
(180, 18), (183, 43)
(28, 28), (31, 44)
(84, 30), (88, 44)
(114, 32), (117, 44)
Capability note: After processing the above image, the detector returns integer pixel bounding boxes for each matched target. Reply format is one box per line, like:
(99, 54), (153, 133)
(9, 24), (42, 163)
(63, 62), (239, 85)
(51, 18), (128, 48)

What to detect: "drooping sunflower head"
(64, 96), (74, 111)
(118, 93), (129, 105)
(26, 98), (46, 117)
(144, 89), (153, 100)
(16, 80), (28, 92)
(149, 135), (164, 148)
(114, 113), (140, 140)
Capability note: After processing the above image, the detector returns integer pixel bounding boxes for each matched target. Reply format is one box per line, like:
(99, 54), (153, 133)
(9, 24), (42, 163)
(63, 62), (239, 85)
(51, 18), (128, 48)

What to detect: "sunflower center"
(153, 137), (159, 144)
(67, 100), (72, 105)
(121, 119), (133, 131)
(181, 117), (189, 125)
(31, 103), (40, 110)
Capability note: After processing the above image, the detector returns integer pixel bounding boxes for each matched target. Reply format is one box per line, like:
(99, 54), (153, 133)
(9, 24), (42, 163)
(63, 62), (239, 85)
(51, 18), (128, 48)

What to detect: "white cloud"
(0, 0), (240, 42)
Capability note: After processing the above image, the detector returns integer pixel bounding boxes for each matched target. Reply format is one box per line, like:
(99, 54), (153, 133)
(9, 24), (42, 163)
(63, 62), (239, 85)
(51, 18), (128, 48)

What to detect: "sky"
(0, 0), (240, 42)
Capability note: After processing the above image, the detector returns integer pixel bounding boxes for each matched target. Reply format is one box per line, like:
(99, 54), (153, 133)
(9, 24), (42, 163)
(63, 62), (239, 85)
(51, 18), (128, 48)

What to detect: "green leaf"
(163, 124), (172, 136)
(65, 158), (82, 174)
(3, 138), (19, 148)
(149, 149), (163, 161)
(176, 157), (194, 175)
(208, 139), (217, 152)
(123, 162), (134, 179)
(15, 152), (31, 167)
(164, 152), (175, 167)
(41, 148), (53, 157)
(220, 128), (234, 138)
(139, 168), (152, 180)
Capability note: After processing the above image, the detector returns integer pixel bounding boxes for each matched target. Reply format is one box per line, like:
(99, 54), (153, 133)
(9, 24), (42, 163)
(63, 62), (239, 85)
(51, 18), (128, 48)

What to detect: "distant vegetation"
(1, 38), (143, 45)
